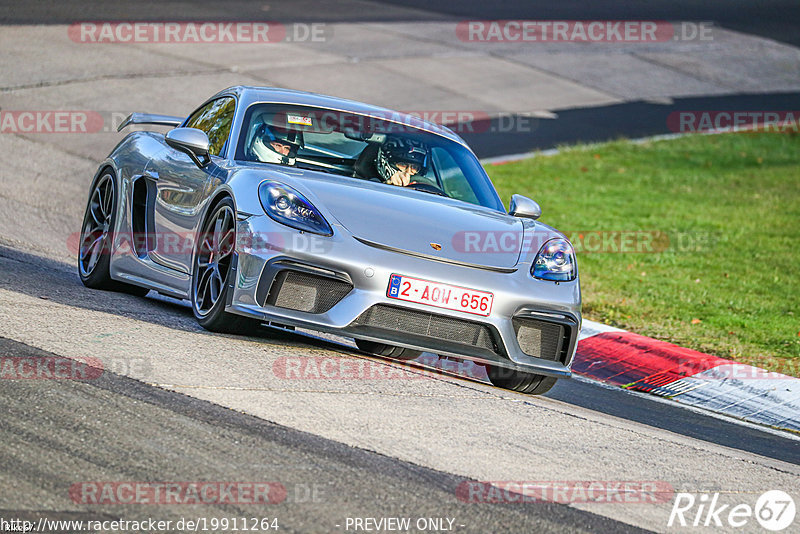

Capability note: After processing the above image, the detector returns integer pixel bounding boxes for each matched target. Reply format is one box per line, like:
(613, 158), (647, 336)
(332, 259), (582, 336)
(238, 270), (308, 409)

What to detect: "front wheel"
(355, 339), (422, 361)
(486, 365), (558, 395)
(78, 171), (149, 296)
(191, 197), (261, 334)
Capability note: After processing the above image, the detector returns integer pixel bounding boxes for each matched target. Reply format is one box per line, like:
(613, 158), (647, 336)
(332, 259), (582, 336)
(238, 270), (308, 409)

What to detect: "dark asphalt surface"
(0, 335), (645, 534)
(549, 378), (800, 466)
(462, 91), (800, 159)
(2, 0), (798, 47)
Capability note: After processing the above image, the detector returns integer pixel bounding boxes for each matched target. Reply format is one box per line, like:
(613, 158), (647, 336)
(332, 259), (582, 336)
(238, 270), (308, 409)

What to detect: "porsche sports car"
(78, 86), (581, 395)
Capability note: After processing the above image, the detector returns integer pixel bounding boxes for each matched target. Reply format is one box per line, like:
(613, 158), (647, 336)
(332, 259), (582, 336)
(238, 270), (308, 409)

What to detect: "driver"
(376, 136), (429, 186)
(250, 121), (303, 166)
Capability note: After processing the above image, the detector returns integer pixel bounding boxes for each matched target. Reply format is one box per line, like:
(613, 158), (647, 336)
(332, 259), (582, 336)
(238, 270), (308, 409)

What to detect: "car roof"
(208, 85), (468, 147)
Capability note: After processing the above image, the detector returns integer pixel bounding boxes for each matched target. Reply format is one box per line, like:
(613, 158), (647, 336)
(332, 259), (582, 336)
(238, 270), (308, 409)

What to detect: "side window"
(184, 97), (236, 157)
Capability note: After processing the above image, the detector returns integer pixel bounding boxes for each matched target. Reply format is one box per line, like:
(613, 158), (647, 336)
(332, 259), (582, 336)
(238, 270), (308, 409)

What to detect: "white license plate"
(386, 274), (494, 317)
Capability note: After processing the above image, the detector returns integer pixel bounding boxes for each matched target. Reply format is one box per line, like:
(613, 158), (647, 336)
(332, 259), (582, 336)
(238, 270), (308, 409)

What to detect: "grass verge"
(486, 131), (800, 376)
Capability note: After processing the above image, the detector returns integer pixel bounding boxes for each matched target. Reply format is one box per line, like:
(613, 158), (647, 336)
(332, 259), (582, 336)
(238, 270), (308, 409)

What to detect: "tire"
(78, 171), (149, 297)
(191, 197), (261, 334)
(355, 339), (422, 361)
(486, 365), (558, 395)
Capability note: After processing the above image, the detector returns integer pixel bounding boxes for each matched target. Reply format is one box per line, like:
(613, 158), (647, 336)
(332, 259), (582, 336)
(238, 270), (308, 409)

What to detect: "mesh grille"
(267, 271), (352, 313)
(512, 318), (564, 361)
(353, 305), (496, 352)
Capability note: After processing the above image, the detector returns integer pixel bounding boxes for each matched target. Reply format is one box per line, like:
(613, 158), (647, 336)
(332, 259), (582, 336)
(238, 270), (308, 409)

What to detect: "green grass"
(486, 131), (800, 376)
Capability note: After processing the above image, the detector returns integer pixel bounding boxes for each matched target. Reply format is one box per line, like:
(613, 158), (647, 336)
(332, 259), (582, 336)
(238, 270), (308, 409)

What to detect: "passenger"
(356, 135), (429, 186)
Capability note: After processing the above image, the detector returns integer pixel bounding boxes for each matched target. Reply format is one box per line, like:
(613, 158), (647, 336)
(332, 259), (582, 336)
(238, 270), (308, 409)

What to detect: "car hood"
(281, 169), (525, 270)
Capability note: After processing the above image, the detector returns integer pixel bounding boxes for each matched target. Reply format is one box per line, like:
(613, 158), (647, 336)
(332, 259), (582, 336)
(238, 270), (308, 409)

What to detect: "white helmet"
(250, 123), (302, 165)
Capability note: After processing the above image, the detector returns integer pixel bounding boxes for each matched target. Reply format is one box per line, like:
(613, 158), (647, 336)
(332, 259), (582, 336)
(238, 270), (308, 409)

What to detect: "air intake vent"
(352, 304), (498, 353)
(266, 271), (352, 313)
(512, 318), (566, 361)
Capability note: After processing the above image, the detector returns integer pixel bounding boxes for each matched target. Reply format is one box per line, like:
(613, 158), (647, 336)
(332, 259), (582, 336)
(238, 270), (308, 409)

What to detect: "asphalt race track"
(2, 245), (799, 533)
(0, 335), (642, 534)
(1, 2), (799, 533)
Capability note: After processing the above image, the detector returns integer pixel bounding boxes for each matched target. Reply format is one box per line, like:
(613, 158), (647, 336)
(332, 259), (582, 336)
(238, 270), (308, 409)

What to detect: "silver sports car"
(78, 86), (581, 395)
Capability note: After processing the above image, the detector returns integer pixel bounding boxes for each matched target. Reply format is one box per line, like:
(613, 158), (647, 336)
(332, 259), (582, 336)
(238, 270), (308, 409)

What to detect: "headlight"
(532, 238), (576, 281)
(258, 181), (333, 236)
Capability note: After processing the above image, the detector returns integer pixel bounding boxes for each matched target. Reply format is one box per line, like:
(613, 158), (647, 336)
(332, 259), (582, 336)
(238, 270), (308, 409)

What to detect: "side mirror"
(165, 128), (211, 167)
(509, 194), (541, 220)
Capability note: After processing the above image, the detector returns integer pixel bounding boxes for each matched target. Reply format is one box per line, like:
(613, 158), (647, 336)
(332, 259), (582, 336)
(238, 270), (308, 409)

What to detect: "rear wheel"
(78, 171), (149, 296)
(486, 365), (558, 395)
(191, 197), (261, 334)
(355, 339), (422, 361)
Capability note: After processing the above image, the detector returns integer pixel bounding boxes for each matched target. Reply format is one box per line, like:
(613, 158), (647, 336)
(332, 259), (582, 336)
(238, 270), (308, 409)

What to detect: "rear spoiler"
(117, 113), (184, 132)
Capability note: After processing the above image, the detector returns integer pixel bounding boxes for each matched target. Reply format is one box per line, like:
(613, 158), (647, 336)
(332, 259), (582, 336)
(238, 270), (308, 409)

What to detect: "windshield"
(234, 103), (505, 212)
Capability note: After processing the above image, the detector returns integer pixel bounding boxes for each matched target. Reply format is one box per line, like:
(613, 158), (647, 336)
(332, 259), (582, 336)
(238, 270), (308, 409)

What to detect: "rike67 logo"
(669, 490), (796, 531)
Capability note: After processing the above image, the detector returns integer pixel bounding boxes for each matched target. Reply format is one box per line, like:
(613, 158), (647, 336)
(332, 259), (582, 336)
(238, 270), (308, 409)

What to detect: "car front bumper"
(227, 216), (581, 378)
